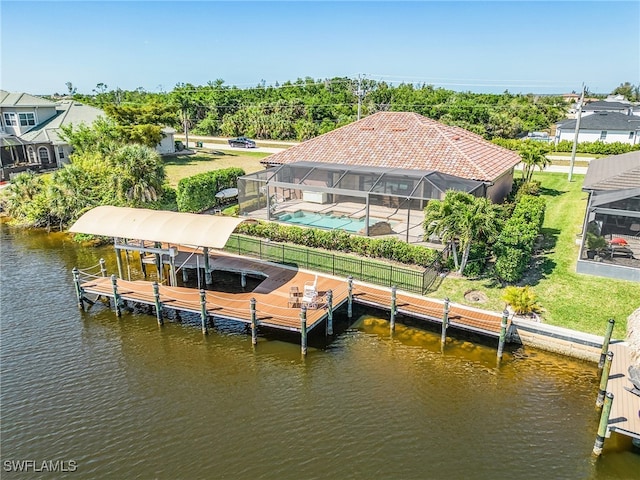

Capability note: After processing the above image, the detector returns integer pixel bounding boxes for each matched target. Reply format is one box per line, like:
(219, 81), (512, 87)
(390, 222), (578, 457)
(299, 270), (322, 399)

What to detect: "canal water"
(1, 222), (639, 479)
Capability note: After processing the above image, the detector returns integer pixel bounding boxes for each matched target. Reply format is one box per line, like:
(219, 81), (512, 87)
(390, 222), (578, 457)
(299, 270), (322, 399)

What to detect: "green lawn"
(433, 172), (637, 338)
(163, 151), (268, 187)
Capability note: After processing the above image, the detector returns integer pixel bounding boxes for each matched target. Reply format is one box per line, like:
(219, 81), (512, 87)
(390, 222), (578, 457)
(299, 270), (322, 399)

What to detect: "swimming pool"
(277, 210), (391, 233)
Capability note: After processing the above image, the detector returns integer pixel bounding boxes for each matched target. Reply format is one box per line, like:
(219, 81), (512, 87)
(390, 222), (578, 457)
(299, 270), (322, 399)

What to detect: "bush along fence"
(493, 194), (546, 283)
(225, 234), (441, 295)
(176, 167), (245, 213)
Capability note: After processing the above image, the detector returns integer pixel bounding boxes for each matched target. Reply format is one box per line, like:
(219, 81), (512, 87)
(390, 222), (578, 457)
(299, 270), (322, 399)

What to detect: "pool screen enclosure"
(238, 161), (486, 240)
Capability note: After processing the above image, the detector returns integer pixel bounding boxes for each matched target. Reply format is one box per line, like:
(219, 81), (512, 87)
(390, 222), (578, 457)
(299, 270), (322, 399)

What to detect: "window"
(599, 131), (607, 141)
(3, 112), (17, 126)
(27, 147), (36, 163)
(38, 146), (50, 164)
(630, 131), (635, 140)
(58, 146), (65, 159)
(18, 112), (36, 127)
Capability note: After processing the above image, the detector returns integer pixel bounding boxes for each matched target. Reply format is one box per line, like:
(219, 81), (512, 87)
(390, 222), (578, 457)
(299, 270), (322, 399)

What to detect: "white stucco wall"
(556, 128), (638, 145)
(156, 130), (176, 154)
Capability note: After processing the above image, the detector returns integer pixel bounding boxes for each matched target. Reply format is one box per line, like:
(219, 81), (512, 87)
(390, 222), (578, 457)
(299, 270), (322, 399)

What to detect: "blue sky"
(2, 1), (639, 95)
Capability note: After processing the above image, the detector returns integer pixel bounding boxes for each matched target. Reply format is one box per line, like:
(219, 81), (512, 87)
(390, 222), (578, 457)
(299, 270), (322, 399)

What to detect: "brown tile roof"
(261, 112), (521, 182)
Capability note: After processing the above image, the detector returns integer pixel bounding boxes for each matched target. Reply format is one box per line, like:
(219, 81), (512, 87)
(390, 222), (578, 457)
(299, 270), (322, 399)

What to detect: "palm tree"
(502, 286), (541, 316)
(424, 191), (502, 275)
(110, 144), (165, 205)
(519, 141), (550, 182)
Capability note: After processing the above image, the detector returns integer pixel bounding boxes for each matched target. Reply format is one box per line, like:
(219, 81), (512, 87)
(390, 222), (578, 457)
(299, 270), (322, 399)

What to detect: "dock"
(606, 342), (640, 442)
(75, 251), (507, 339)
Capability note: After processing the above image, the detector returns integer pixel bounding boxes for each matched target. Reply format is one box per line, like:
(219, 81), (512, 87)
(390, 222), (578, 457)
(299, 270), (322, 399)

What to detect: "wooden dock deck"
(606, 342), (640, 441)
(77, 251), (507, 338)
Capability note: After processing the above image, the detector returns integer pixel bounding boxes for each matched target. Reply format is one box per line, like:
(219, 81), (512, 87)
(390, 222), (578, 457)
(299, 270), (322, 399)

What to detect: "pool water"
(278, 210), (390, 232)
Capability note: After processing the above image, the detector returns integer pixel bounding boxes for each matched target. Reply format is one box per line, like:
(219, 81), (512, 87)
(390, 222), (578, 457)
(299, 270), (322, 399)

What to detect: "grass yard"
(163, 151), (269, 187)
(433, 172), (638, 338)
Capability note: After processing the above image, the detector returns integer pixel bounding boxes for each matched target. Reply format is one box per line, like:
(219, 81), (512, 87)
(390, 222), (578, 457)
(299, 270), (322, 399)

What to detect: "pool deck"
(250, 199), (428, 244)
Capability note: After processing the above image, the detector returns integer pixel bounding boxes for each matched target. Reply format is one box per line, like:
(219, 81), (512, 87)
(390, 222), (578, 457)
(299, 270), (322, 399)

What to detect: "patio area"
(238, 161), (485, 244)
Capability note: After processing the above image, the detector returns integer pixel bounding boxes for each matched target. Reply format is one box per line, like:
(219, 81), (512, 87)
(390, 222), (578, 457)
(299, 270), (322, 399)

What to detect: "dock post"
(497, 308), (509, 362)
(154, 242), (162, 282)
(592, 392), (614, 456)
(182, 268), (189, 283)
(99, 258), (107, 277)
(139, 251), (147, 277)
(200, 289), (208, 335)
(250, 298), (258, 347)
(153, 282), (163, 326)
(300, 305), (308, 356)
(110, 274), (121, 317)
(390, 286), (397, 333)
(241, 272), (247, 289)
(115, 246), (124, 279)
(347, 276), (353, 319)
(203, 247), (212, 285)
(599, 319), (615, 370)
(326, 290), (333, 336)
(169, 250), (177, 287)
(441, 297), (450, 348)
(72, 267), (85, 310)
(596, 351), (614, 407)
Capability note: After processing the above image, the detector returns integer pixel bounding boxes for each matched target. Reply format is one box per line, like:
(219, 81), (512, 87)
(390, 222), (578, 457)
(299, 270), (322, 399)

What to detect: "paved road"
(176, 135), (589, 174)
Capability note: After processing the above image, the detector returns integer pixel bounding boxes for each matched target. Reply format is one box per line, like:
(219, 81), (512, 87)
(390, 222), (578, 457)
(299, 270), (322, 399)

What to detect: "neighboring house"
(578, 150), (640, 282)
(0, 90), (104, 181)
(1, 90), (176, 181)
(555, 112), (640, 146)
(581, 100), (638, 117)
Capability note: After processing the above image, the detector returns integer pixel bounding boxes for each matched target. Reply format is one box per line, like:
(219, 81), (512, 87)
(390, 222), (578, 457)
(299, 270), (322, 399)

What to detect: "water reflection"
(1, 222), (639, 479)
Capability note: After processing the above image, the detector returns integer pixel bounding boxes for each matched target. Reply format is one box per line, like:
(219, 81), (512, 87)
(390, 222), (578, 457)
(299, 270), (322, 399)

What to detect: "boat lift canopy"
(69, 205), (247, 249)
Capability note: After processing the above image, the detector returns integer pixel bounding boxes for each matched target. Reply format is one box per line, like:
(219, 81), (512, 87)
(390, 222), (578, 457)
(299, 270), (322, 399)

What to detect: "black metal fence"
(225, 234), (440, 294)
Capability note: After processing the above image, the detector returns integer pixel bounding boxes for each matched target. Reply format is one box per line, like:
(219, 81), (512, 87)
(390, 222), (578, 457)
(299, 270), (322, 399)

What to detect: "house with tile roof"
(555, 112), (640, 146)
(260, 112), (522, 202)
(577, 150), (640, 282)
(0, 90), (104, 180)
(238, 112), (522, 242)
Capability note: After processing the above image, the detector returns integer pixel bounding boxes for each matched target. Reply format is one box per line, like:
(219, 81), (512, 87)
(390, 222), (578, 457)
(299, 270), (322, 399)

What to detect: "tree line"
(69, 77), (574, 142)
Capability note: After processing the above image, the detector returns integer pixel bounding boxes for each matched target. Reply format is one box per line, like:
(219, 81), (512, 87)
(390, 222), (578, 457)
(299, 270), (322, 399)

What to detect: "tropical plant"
(424, 191), (502, 275)
(109, 144), (166, 204)
(518, 141), (550, 182)
(502, 285), (542, 316)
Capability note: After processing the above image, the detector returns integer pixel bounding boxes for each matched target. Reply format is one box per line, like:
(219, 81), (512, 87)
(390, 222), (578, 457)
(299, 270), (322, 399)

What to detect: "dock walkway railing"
(225, 234), (439, 295)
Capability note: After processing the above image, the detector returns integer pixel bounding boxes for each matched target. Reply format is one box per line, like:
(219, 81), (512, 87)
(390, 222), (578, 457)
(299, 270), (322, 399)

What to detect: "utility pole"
(357, 74), (363, 120)
(568, 84), (585, 182)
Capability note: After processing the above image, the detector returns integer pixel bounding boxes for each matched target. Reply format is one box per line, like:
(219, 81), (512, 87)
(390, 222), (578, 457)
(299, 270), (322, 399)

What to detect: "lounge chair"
(302, 275), (319, 309)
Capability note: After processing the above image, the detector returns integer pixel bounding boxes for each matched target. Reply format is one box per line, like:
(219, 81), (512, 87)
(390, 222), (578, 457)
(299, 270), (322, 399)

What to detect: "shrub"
(502, 286), (541, 315)
(176, 167), (244, 212)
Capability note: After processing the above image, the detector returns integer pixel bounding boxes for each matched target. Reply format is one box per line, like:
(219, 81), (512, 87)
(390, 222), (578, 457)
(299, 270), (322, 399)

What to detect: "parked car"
(228, 136), (256, 148)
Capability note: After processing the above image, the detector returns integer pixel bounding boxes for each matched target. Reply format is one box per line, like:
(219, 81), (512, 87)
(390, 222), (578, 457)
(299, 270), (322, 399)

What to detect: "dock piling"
(326, 290), (333, 336)
(199, 289), (208, 335)
(110, 274), (121, 317)
(115, 246), (124, 279)
(250, 298), (258, 346)
(441, 297), (450, 348)
(596, 351), (614, 407)
(347, 276), (353, 319)
(72, 267), (85, 310)
(599, 319), (615, 370)
(99, 258), (107, 277)
(203, 247), (212, 285)
(593, 392), (614, 456)
(497, 308), (509, 362)
(241, 272), (247, 289)
(390, 286), (397, 333)
(152, 282), (163, 326)
(300, 306), (308, 356)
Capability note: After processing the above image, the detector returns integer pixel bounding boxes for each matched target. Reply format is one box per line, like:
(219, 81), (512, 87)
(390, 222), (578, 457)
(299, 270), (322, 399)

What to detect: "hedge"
(176, 167), (245, 213)
(235, 220), (439, 268)
(493, 194), (546, 283)
(492, 138), (640, 156)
